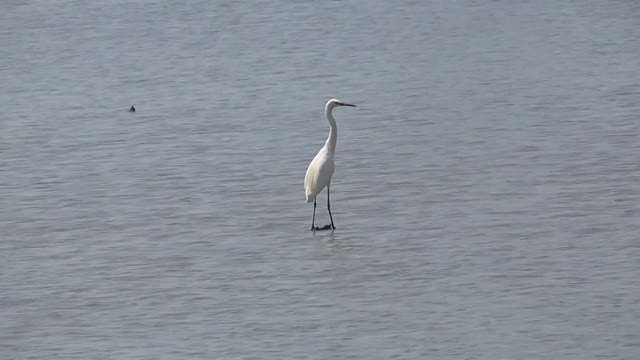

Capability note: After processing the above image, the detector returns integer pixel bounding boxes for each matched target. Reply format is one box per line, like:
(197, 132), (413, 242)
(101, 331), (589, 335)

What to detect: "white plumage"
(304, 146), (334, 203)
(304, 99), (356, 231)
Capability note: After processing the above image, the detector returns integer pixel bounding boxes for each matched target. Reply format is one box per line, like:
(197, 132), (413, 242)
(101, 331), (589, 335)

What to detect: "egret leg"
(310, 199), (317, 231)
(327, 185), (335, 229)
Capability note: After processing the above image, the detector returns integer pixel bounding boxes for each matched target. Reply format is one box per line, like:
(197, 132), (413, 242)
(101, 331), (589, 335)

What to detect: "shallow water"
(2, 0), (639, 358)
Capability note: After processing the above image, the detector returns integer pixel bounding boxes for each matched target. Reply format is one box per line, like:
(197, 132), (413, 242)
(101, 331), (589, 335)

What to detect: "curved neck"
(324, 105), (337, 153)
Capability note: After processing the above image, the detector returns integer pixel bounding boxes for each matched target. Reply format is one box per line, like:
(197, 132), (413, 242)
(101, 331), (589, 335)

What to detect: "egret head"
(326, 98), (357, 110)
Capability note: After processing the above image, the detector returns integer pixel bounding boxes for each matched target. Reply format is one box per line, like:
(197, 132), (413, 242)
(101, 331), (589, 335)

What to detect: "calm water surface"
(2, 0), (640, 358)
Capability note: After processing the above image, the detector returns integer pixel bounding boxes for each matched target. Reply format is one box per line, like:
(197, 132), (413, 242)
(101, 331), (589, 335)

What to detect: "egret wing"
(304, 149), (334, 202)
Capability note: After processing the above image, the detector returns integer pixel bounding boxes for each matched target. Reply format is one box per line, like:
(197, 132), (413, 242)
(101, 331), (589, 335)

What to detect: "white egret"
(304, 99), (356, 231)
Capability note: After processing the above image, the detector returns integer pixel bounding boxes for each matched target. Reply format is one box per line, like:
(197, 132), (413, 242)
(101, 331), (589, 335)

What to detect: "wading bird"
(304, 99), (356, 231)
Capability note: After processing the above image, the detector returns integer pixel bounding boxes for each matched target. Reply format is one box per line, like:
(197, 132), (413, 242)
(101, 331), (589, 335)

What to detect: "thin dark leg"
(310, 199), (317, 231)
(327, 186), (335, 229)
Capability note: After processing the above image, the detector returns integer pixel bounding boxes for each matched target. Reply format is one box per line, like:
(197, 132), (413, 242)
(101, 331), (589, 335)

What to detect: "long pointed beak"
(341, 103), (357, 107)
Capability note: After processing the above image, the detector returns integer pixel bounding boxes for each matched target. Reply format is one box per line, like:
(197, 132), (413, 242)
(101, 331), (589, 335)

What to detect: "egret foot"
(312, 224), (334, 231)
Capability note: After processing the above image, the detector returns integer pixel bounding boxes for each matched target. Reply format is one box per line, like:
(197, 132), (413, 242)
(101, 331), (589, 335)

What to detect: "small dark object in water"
(129, 105), (135, 112)
(312, 224), (334, 231)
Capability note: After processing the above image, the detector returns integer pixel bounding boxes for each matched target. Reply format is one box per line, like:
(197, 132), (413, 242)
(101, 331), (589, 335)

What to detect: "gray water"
(2, 0), (639, 358)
